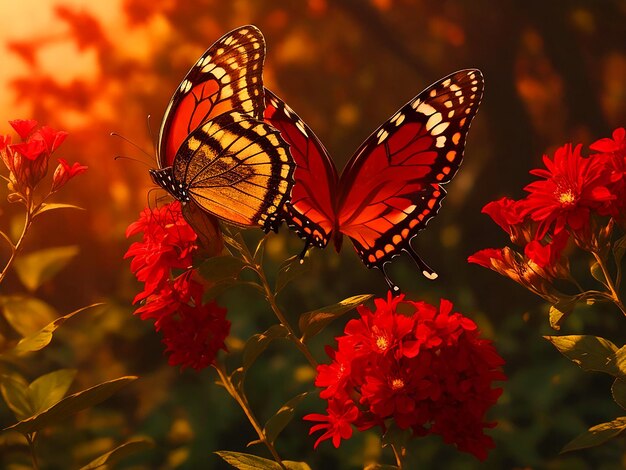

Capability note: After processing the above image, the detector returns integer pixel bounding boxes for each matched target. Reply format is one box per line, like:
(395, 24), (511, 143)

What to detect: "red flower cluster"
(0, 119), (85, 199)
(469, 129), (626, 299)
(304, 294), (506, 461)
(125, 201), (230, 370)
(468, 128), (626, 304)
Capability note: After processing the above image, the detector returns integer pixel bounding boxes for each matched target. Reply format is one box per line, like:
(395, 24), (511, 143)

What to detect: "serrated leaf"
(299, 294), (373, 341)
(590, 262), (606, 285)
(12, 303), (102, 354)
(0, 375), (31, 421)
(561, 417), (626, 453)
(264, 393), (308, 444)
(544, 335), (619, 375)
(79, 437), (155, 469)
(13, 246), (79, 291)
(33, 203), (84, 217)
(275, 255), (309, 294)
(612, 378), (626, 410)
(198, 255), (246, 283)
(4, 376), (137, 435)
(215, 451), (283, 469)
(1, 296), (56, 336)
(243, 325), (288, 371)
(29, 369), (77, 414)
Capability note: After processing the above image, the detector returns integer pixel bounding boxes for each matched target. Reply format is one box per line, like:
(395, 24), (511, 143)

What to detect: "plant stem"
(0, 198), (33, 284)
(26, 433), (40, 470)
(253, 264), (318, 369)
(391, 444), (403, 469)
(593, 251), (626, 316)
(213, 363), (286, 469)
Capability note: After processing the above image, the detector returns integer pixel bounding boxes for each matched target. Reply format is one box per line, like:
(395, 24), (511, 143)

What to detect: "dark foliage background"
(1, 0), (625, 468)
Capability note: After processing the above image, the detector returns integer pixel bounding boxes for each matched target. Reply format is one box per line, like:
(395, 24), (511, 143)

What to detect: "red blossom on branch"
(125, 201), (230, 370)
(305, 293), (506, 461)
(520, 144), (613, 238)
(51, 158), (88, 192)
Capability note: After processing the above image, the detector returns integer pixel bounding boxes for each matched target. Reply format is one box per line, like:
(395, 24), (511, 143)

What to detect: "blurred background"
(1, 0), (626, 468)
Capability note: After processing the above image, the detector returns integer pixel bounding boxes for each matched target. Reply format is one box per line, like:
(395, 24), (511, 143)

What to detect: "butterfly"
(150, 25), (295, 234)
(263, 69), (484, 291)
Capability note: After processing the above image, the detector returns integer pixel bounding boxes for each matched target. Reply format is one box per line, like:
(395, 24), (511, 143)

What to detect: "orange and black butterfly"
(151, 25), (295, 233)
(264, 70), (484, 291)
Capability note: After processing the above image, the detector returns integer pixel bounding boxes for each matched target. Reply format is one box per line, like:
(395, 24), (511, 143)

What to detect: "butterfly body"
(153, 25), (295, 233)
(264, 69), (484, 290)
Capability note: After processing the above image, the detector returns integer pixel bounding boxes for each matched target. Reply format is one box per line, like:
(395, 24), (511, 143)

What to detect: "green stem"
(0, 198), (33, 284)
(593, 251), (626, 316)
(391, 444), (403, 469)
(213, 363), (286, 468)
(26, 433), (40, 470)
(253, 264), (318, 369)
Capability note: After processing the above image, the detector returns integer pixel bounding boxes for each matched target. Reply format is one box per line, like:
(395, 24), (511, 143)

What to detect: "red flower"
(590, 127), (626, 157)
(160, 298), (230, 371)
(0, 120), (69, 195)
(520, 144), (613, 238)
(51, 158), (88, 192)
(126, 201), (229, 371)
(125, 201), (197, 300)
(307, 294), (506, 461)
(304, 399), (360, 449)
(590, 129), (626, 222)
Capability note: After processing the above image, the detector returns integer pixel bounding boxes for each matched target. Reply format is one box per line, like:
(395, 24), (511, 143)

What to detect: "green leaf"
(275, 255), (309, 294)
(28, 369), (77, 414)
(13, 246), (79, 291)
(608, 345), (626, 376)
(198, 255), (246, 283)
(4, 376), (137, 435)
(79, 437), (155, 469)
(612, 378), (626, 410)
(243, 325), (288, 371)
(299, 294), (373, 341)
(33, 203), (84, 217)
(263, 393), (308, 444)
(215, 451), (283, 469)
(613, 234), (626, 266)
(544, 335), (619, 375)
(1, 296), (57, 336)
(12, 303), (102, 354)
(254, 235), (268, 265)
(590, 262), (606, 285)
(0, 375), (31, 421)
(283, 462), (312, 470)
(561, 417), (626, 453)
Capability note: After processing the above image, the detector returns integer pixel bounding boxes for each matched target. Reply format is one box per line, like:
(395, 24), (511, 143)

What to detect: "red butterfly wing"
(336, 69), (484, 287)
(157, 25), (266, 168)
(263, 89), (338, 248)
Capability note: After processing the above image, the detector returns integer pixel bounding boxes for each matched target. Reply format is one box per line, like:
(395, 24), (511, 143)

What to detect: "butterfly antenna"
(110, 132), (153, 159)
(404, 246), (438, 280)
(147, 114), (157, 156)
(114, 155), (152, 167)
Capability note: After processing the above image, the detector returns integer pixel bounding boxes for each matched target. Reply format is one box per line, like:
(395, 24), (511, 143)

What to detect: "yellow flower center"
(391, 378), (405, 390)
(557, 189), (576, 206)
(376, 336), (389, 351)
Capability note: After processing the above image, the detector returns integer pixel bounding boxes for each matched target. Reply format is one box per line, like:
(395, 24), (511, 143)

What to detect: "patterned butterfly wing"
(263, 89), (338, 249)
(157, 25), (266, 168)
(335, 69), (484, 289)
(173, 111), (295, 230)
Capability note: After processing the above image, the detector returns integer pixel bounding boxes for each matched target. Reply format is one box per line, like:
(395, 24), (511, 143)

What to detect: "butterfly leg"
(404, 247), (438, 280)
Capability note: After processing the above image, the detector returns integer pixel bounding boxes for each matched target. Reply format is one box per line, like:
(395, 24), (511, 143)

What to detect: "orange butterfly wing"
(157, 25), (266, 168)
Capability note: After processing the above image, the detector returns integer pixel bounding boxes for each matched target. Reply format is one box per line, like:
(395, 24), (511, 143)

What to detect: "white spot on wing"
(436, 136), (446, 148)
(416, 102), (436, 116)
(377, 129), (389, 144)
(426, 112), (442, 131)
